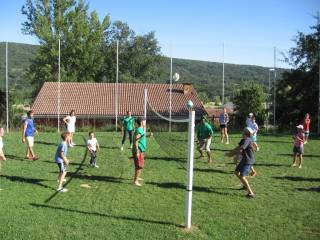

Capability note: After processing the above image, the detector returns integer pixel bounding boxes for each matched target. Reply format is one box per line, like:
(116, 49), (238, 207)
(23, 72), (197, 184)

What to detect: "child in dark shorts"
(234, 127), (255, 198)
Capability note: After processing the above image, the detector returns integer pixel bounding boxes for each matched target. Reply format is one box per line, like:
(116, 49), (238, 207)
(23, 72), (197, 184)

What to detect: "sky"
(0, 0), (319, 68)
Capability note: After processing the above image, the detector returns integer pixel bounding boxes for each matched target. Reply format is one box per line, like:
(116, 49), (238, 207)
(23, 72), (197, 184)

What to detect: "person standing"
(87, 131), (100, 168)
(219, 108), (229, 144)
(196, 116), (214, 164)
(121, 111), (135, 151)
(302, 113), (311, 144)
(132, 118), (147, 186)
(55, 132), (70, 192)
(22, 110), (38, 160)
(292, 125), (305, 168)
(63, 110), (76, 147)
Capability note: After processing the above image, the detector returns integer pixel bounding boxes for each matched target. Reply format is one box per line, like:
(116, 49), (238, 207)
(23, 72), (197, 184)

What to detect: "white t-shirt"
(0, 137), (3, 150)
(66, 115), (76, 133)
(246, 117), (252, 127)
(251, 122), (259, 137)
(87, 138), (98, 151)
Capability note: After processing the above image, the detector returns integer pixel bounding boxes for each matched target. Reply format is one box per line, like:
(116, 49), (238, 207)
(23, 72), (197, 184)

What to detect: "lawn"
(0, 131), (319, 240)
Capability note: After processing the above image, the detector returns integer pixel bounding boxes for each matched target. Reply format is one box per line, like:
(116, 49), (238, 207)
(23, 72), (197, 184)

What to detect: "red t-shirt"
(303, 118), (310, 131)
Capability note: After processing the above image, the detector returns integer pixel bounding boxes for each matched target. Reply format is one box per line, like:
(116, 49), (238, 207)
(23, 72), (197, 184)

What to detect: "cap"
(249, 113), (253, 116)
(296, 125), (304, 129)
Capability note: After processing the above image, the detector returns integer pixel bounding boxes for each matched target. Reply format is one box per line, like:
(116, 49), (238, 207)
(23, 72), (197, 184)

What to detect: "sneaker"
(304, 141), (308, 144)
(298, 165), (302, 169)
(69, 144), (74, 148)
(134, 181), (142, 187)
(226, 141), (229, 145)
(94, 165), (99, 168)
(71, 142), (76, 146)
(120, 146), (124, 151)
(291, 163), (297, 167)
(246, 193), (255, 198)
(57, 188), (68, 193)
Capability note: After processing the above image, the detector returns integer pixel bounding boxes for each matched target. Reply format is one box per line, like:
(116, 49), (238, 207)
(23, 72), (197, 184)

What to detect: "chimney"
(183, 83), (193, 95)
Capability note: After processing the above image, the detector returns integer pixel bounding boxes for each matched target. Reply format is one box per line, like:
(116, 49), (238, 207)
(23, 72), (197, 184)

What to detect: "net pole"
(57, 37), (61, 133)
(144, 89), (147, 133)
(222, 42), (225, 105)
(6, 42), (9, 133)
(169, 56), (173, 132)
(116, 40), (119, 132)
(273, 47), (277, 131)
(185, 110), (195, 229)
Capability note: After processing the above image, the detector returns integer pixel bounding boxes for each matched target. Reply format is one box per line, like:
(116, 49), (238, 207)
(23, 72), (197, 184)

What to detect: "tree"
(233, 82), (266, 127)
(276, 16), (319, 131)
(21, 0), (110, 92)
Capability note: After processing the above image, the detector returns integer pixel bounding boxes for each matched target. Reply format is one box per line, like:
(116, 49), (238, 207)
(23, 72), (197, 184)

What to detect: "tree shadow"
(296, 187), (320, 192)
(273, 176), (320, 182)
(212, 148), (231, 152)
(34, 141), (57, 146)
(193, 167), (231, 174)
(30, 203), (181, 228)
(258, 140), (292, 144)
(255, 163), (289, 167)
(148, 156), (186, 163)
(0, 175), (55, 190)
(147, 181), (235, 196)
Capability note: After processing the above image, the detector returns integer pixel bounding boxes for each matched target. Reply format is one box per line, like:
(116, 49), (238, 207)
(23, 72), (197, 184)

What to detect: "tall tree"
(21, 0), (110, 91)
(276, 16), (319, 131)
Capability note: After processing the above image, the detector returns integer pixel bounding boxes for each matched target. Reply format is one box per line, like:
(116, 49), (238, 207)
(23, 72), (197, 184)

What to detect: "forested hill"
(0, 42), (287, 103)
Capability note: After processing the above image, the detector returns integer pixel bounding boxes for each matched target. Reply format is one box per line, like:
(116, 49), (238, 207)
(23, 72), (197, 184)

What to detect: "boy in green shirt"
(121, 111), (135, 151)
(196, 116), (214, 164)
(132, 118), (147, 186)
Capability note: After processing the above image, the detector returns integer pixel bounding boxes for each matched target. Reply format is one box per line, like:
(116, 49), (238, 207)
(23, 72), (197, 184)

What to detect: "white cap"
(296, 125), (304, 129)
(249, 113), (253, 116)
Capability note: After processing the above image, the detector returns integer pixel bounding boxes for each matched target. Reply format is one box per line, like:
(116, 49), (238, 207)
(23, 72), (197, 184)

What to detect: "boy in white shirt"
(63, 110), (76, 147)
(87, 132), (100, 168)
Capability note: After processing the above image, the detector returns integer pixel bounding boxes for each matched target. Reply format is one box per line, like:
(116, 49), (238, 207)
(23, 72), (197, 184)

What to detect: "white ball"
(187, 100), (194, 109)
(173, 72), (180, 82)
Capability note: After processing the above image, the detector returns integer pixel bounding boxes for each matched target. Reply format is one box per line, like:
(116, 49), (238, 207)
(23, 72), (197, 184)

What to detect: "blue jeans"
(90, 151), (97, 166)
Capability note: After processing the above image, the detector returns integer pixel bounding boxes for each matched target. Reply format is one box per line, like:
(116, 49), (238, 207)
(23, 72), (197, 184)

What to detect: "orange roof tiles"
(32, 82), (207, 118)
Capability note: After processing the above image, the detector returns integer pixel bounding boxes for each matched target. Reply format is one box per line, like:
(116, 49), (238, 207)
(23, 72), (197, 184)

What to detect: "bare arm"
(22, 123), (27, 143)
(60, 151), (69, 165)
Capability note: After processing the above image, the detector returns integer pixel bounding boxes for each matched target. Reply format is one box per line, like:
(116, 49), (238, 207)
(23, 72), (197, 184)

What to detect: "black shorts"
(220, 124), (227, 129)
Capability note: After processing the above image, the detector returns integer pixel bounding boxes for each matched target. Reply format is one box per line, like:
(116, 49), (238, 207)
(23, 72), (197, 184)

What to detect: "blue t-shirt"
(55, 142), (68, 163)
(24, 118), (35, 137)
(219, 113), (229, 125)
(239, 138), (255, 165)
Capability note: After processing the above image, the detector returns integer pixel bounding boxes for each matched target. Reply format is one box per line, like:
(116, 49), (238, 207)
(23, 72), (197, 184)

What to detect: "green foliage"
(233, 82), (266, 126)
(276, 16), (320, 131)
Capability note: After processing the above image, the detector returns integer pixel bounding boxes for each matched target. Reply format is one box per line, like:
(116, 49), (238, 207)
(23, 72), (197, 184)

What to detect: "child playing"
(250, 117), (259, 151)
(302, 113), (311, 144)
(292, 125), (305, 168)
(132, 118), (147, 186)
(63, 110), (76, 147)
(0, 127), (6, 161)
(55, 132), (70, 192)
(87, 131), (100, 168)
(234, 127), (256, 198)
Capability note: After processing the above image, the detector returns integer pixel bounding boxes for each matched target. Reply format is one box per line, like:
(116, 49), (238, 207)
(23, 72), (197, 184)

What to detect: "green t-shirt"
(196, 122), (213, 140)
(132, 127), (147, 153)
(123, 116), (135, 131)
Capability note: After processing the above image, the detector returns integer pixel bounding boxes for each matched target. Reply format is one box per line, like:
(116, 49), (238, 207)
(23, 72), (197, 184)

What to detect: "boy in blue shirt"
(55, 132), (70, 192)
(22, 110), (38, 160)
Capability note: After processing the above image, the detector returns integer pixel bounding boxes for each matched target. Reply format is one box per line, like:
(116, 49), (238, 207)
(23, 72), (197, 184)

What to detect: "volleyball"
(187, 100), (193, 109)
(173, 72), (180, 82)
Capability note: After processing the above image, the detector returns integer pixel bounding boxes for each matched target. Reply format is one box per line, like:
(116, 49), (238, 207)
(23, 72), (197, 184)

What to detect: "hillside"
(0, 42), (287, 103)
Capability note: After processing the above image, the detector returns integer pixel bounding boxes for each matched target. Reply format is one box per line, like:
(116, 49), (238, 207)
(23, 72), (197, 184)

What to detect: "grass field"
(0, 131), (319, 240)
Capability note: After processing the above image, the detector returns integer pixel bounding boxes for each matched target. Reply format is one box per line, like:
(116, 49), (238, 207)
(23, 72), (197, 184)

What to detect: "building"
(32, 82), (207, 131)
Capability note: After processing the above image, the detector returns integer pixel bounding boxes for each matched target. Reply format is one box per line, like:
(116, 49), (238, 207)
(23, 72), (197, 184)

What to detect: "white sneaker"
(57, 188), (68, 192)
(134, 181), (142, 187)
(57, 179), (67, 183)
(69, 144), (74, 148)
(71, 142), (76, 146)
(94, 165), (99, 168)
(226, 141), (229, 145)
(120, 146), (124, 151)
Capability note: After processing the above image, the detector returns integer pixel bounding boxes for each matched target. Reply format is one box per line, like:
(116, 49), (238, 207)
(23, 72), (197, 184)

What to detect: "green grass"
(0, 131), (319, 240)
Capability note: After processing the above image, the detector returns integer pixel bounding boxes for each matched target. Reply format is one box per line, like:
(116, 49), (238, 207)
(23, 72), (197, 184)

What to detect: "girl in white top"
(87, 132), (100, 168)
(0, 127), (6, 161)
(63, 110), (76, 147)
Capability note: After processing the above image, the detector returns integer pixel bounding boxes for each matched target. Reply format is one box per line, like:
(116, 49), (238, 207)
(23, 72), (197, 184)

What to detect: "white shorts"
(67, 125), (75, 133)
(26, 136), (34, 147)
(199, 138), (212, 152)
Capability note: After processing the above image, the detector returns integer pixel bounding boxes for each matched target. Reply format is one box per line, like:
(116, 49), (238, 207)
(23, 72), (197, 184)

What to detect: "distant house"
(32, 82), (207, 130)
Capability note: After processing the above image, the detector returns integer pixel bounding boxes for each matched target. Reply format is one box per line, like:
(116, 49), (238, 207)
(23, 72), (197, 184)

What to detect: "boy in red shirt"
(292, 125), (305, 168)
(302, 113), (311, 144)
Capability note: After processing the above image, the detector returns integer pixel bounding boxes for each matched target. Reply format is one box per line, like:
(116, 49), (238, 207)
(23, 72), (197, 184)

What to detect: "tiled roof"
(32, 82), (207, 118)
(205, 108), (234, 118)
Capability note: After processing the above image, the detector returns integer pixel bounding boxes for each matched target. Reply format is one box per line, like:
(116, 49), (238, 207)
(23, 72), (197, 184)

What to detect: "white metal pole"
(5, 42), (9, 133)
(169, 56), (173, 132)
(144, 89), (147, 133)
(116, 40), (119, 132)
(57, 37), (61, 132)
(185, 110), (195, 229)
(222, 43), (225, 105)
(267, 70), (271, 133)
(273, 47), (277, 131)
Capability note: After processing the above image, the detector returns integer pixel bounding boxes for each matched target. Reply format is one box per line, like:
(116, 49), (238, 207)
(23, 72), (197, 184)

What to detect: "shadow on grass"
(35, 141), (57, 146)
(193, 167), (231, 174)
(0, 175), (55, 190)
(296, 187), (320, 192)
(30, 203), (181, 228)
(4, 154), (24, 161)
(148, 156), (186, 163)
(273, 176), (320, 182)
(278, 153), (320, 158)
(255, 163), (289, 167)
(67, 172), (127, 183)
(148, 181), (236, 196)
(212, 148), (231, 152)
(258, 140), (292, 144)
